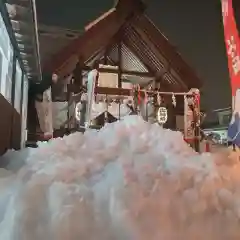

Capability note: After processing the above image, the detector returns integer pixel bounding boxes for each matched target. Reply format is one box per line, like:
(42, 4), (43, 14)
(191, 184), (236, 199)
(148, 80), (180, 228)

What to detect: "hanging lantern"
(172, 93), (176, 107)
(157, 92), (161, 106)
(157, 106), (168, 125)
(75, 102), (82, 121)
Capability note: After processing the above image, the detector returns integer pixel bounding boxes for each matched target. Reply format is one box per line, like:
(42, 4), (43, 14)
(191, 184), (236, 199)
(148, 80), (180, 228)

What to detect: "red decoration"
(137, 85), (141, 105)
(205, 141), (210, 152)
(221, 0), (240, 96)
(194, 92), (200, 107)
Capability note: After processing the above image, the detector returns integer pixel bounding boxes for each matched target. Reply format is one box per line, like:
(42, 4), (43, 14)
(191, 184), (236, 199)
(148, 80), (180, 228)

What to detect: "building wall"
(0, 93), (21, 155)
(0, 9), (28, 155)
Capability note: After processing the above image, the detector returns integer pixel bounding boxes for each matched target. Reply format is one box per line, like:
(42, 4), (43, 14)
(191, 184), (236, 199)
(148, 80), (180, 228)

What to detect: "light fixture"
(157, 107), (168, 125)
(75, 102), (81, 121)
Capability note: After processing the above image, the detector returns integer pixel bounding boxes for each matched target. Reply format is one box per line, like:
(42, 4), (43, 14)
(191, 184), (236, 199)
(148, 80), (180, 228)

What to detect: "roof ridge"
(114, 0), (147, 12)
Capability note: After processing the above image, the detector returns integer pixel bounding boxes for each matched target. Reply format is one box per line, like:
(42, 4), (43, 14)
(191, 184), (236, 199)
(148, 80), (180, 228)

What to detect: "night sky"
(35, 0), (239, 112)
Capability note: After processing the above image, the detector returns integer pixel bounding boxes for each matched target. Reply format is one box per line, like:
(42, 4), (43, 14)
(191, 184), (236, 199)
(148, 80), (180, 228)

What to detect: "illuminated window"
(14, 60), (22, 113)
(0, 13), (14, 101)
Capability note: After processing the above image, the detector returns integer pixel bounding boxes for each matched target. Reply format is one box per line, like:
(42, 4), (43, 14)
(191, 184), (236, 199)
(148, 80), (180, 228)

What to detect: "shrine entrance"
(33, 0), (203, 152)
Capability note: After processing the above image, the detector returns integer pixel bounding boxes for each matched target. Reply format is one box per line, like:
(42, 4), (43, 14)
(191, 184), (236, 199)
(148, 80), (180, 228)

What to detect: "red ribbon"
(194, 93), (200, 106)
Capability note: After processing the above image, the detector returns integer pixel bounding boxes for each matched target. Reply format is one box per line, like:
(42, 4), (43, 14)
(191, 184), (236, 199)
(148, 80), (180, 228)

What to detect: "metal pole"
(104, 94), (108, 125)
(118, 98), (121, 120)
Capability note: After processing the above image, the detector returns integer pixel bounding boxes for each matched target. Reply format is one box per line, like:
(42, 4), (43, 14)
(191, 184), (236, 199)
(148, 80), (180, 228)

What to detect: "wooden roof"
(44, 0), (202, 92)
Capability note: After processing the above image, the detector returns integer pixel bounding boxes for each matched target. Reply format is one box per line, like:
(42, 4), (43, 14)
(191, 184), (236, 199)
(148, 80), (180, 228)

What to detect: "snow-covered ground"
(0, 116), (239, 240)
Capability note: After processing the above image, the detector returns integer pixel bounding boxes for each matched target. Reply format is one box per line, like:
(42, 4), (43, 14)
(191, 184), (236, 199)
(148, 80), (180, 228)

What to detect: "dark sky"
(36, 0), (237, 112)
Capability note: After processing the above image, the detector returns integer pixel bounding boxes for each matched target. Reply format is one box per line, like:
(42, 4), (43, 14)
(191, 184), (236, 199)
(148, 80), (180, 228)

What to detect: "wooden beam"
(131, 23), (188, 91)
(44, 1), (144, 74)
(103, 49), (108, 65)
(123, 36), (154, 74)
(103, 38), (115, 65)
(96, 87), (131, 96)
(99, 67), (153, 77)
(122, 26), (184, 92)
(95, 87), (187, 97)
(44, 10), (122, 72)
(133, 16), (202, 89)
(117, 40), (122, 88)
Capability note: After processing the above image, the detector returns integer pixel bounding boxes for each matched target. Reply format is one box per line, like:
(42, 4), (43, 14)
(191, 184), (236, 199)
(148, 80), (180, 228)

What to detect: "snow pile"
(0, 116), (240, 239)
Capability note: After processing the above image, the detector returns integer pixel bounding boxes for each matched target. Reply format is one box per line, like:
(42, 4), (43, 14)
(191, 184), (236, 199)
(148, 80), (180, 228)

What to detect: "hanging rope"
(157, 92), (161, 106)
(172, 93), (176, 107)
(143, 89), (148, 103)
(137, 84), (141, 105)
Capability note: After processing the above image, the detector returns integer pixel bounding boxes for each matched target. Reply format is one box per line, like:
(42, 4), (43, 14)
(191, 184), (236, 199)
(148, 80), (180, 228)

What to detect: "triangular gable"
(109, 43), (149, 73)
(44, 0), (201, 91)
(44, 0), (145, 75)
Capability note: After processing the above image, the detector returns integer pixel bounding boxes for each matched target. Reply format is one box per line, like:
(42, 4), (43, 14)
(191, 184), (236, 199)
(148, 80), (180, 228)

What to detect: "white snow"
(0, 116), (239, 239)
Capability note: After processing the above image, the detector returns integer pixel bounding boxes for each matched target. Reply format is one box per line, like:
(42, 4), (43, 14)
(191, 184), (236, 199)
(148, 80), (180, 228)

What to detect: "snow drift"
(0, 116), (239, 240)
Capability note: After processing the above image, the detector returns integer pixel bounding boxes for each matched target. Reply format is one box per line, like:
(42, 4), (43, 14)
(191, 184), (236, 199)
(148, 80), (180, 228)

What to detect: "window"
(0, 14), (10, 59)
(0, 12), (14, 102)
(21, 75), (28, 148)
(4, 45), (13, 103)
(14, 59), (22, 113)
(222, 114), (231, 125)
(0, 51), (2, 85)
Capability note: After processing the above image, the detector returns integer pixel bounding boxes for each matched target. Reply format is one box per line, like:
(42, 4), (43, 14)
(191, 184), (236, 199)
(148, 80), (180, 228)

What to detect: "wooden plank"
(117, 40), (122, 88)
(95, 86), (131, 96)
(122, 33), (155, 74)
(95, 86), (179, 96)
(131, 22), (188, 90)
(99, 67), (153, 77)
(45, 9), (120, 72)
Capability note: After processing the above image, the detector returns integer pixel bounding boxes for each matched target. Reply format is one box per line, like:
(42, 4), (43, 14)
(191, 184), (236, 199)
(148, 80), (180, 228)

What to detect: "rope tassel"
(172, 93), (176, 107)
(157, 93), (161, 106)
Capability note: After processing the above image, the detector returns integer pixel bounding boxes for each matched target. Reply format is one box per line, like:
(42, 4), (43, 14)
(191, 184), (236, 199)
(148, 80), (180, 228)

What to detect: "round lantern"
(157, 107), (168, 125)
(75, 102), (81, 121)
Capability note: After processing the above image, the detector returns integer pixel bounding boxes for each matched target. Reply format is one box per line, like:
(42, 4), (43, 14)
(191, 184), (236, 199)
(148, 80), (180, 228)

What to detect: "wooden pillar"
(20, 72), (24, 120)
(10, 51), (17, 149)
(103, 49), (108, 65)
(163, 95), (176, 130)
(117, 40), (122, 88)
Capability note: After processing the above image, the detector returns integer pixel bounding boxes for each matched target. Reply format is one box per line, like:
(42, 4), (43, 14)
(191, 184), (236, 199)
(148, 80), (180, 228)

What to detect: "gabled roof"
(4, 1), (41, 80)
(44, 0), (202, 91)
(38, 24), (81, 66)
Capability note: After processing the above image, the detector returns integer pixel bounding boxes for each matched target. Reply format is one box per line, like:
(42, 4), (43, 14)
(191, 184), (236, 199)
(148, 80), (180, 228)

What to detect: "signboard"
(221, 0), (240, 145)
(184, 97), (194, 141)
(221, 0), (240, 97)
(157, 107), (168, 125)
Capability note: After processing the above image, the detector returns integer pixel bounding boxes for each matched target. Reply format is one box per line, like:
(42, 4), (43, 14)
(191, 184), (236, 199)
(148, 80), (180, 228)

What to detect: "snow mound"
(0, 116), (240, 239)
